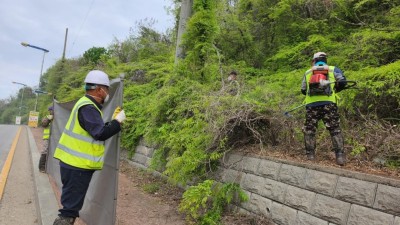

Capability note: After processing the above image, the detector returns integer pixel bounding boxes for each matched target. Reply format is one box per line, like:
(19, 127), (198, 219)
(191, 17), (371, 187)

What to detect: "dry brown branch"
(333, 14), (400, 32)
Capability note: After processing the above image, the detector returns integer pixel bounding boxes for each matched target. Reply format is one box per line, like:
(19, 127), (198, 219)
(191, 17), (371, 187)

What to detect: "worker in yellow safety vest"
(52, 70), (126, 225)
(38, 106), (54, 172)
(300, 52), (347, 166)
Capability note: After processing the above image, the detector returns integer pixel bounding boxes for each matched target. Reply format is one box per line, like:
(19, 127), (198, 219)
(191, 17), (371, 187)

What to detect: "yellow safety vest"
(54, 96), (105, 170)
(304, 65), (337, 105)
(43, 127), (50, 140)
(42, 115), (53, 139)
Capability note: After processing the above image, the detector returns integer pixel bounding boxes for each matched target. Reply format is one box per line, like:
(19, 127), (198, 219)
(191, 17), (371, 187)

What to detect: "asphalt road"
(0, 125), (58, 225)
(0, 125), (19, 170)
(0, 125), (38, 224)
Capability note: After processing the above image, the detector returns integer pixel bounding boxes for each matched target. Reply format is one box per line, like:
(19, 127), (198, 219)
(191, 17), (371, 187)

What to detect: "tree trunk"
(174, 0), (193, 63)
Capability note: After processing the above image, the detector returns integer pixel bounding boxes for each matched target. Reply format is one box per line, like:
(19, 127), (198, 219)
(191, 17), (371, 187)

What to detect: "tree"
(180, 0), (219, 79)
(82, 47), (108, 65)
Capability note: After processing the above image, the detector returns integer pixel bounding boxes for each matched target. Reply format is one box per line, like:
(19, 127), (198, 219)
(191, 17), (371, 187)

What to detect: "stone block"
(311, 194), (351, 225)
(261, 178), (288, 203)
(223, 153), (241, 165)
(225, 155), (260, 173)
(271, 201), (297, 225)
(223, 154), (242, 169)
(135, 145), (155, 157)
(132, 153), (150, 167)
(373, 184), (400, 215)
(241, 173), (266, 195)
(297, 211), (329, 225)
(279, 164), (306, 187)
(347, 204), (395, 225)
(242, 192), (273, 216)
(305, 169), (338, 196)
(241, 156), (261, 173)
(241, 174), (288, 203)
(219, 168), (243, 184)
(285, 185), (316, 212)
(394, 217), (400, 225)
(239, 191), (253, 211)
(257, 159), (281, 179)
(334, 177), (377, 206)
(145, 157), (151, 167)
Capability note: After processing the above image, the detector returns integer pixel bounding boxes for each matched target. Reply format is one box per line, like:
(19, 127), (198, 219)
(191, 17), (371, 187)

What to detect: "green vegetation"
(1, 0), (399, 223)
(143, 182), (161, 194)
(179, 180), (248, 224)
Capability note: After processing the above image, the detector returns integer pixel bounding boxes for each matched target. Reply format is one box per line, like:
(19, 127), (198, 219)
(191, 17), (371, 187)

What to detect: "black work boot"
(38, 154), (47, 173)
(53, 216), (76, 225)
(332, 133), (346, 166)
(335, 152), (346, 166)
(306, 151), (315, 161)
(304, 133), (316, 161)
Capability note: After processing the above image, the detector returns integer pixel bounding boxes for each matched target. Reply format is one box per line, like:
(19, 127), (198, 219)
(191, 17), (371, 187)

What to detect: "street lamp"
(21, 42), (49, 111)
(34, 89), (52, 95)
(12, 81), (28, 116)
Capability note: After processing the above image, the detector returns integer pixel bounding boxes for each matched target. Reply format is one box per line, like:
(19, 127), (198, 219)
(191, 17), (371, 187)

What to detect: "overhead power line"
(68, 0), (96, 57)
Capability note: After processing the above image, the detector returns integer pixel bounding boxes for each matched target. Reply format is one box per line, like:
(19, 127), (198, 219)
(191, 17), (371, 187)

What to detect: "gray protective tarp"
(47, 77), (123, 225)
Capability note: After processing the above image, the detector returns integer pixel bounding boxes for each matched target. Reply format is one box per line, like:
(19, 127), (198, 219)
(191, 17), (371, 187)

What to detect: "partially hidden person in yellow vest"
(227, 70), (240, 96)
(38, 105), (54, 172)
(52, 70), (126, 225)
(300, 52), (347, 166)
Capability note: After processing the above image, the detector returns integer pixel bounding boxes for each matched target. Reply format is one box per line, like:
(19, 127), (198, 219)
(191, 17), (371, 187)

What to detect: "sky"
(0, 0), (174, 100)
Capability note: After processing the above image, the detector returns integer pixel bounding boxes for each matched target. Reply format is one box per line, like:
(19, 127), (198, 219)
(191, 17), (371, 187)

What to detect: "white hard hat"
(84, 70), (110, 87)
(313, 52), (327, 59)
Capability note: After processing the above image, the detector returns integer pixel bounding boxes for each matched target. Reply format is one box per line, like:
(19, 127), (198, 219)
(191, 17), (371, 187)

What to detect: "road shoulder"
(27, 126), (59, 225)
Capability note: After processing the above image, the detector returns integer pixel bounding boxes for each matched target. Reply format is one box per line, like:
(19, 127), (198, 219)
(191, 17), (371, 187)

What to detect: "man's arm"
(78, 105), (121, 141)
(333, 67), (347, 92)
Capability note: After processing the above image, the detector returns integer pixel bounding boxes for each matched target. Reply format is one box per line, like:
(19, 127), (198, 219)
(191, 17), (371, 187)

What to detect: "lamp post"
(12, 81), (28, 116)
(21, 42), (49, 111)
(34, 89), (52, 95)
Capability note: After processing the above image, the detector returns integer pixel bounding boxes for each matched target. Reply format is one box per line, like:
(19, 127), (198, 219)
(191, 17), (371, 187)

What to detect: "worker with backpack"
(300, 52), (347, 165)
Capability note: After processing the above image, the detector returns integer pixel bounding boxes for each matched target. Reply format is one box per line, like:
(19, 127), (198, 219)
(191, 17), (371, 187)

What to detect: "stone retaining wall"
(127, 140), (400, 225)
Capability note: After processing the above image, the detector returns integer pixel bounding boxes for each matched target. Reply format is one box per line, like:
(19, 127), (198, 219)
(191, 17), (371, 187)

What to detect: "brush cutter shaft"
(285, 104), (306, 114)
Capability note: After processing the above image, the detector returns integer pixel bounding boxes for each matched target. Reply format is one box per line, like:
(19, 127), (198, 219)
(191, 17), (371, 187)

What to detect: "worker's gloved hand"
(335, 80), (347, 92)
(112, 106), (122, 119)
(115, 110), (126, 123)
(319, 79), (330, 87)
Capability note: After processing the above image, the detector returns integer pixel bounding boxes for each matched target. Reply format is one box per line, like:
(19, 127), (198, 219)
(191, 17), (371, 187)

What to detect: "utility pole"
(175, 0), (193, 64)
(62, 28), (68, 61)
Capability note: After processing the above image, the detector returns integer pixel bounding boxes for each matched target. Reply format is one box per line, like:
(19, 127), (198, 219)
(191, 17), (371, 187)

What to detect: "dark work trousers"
(303, 103), (341, 136)
(59, 166), (95, 218)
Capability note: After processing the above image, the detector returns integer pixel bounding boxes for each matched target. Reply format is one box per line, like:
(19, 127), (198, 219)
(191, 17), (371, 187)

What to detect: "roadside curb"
(27, 127), (58, 225)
